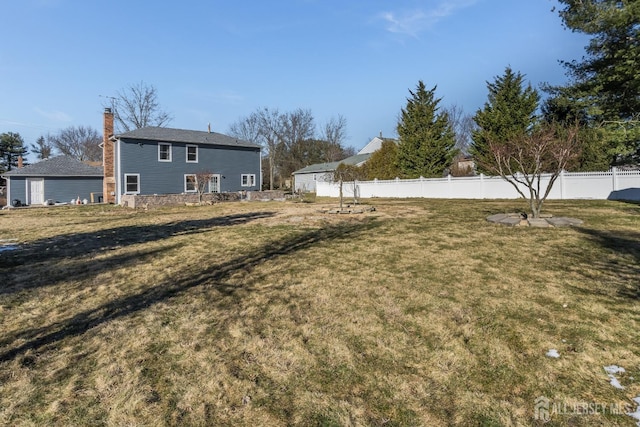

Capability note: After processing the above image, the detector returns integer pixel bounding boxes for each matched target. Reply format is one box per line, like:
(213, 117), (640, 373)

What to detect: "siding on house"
(293, 171), (333, 193)
(116, 137), (261, 202)
(292, 153), (372, 193)
(6, 176), (102, 205)
(2, 156), (104, 206)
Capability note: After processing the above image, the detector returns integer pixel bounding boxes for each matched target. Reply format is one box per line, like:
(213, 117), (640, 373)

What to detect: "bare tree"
(445, 104), (476, 154)
(194, 170), (214, 205)
(30, 136), (53, 160)
(333, 163), (365, 210)
(320, 115), (349, 161)
(229, 107), (283, 190)
(108, 82), (172, 133)
(47, 126), (102, 162)
(230, 108), (352, 190)
(478, 123), (581, 218)
(228, 112), (262, 146)
(277, 109), (315, 185)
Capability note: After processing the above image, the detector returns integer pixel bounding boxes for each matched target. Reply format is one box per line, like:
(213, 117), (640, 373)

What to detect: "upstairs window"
(159, 143), (172, 162)
(186, 145), (198, 163)
(241, 174), (256, 187)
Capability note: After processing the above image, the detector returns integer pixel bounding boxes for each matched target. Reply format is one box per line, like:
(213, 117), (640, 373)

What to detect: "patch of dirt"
(252, 203), (380, 227)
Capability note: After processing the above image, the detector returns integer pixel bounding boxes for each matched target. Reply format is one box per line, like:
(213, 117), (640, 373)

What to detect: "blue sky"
(1, 0), (588, 160)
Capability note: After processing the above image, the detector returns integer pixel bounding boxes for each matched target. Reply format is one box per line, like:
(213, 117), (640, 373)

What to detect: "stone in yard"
(501, 217), (522, 226)
(528, 218), (551, 227)
(487, 213), (509, 223)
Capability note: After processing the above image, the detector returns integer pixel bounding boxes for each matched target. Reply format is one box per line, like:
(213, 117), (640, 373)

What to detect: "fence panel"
(316, 169), (640, 201)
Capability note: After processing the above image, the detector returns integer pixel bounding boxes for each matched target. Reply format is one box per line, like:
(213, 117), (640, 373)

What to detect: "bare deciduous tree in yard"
(445, 104), (476, 155)
(109, 82), (172, 133)
(333, 163), (365, 210)
(229, 108), (353, 190)
(229, 107), (282, 190)
(320, 115), (349, 161)
(478, 123), (581, 218)
(47, 126), (102, 162)
(195, 170), (214, 205)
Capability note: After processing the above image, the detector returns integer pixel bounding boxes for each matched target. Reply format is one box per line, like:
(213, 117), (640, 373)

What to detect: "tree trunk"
(352, 181), (358, 205)
(530, 197), (542, 219)
(269, 155), (274, 191)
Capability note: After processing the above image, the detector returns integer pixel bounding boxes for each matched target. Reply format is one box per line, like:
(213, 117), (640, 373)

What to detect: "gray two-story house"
(103, 109), (261, 204)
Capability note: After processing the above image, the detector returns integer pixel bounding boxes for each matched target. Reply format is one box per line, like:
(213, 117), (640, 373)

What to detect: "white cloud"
(379, 0), (478, 38)
(34, 108), (73, 123)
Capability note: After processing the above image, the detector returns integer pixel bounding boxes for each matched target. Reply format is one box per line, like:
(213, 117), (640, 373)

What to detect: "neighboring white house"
(357, 134), (387, 154)
(292, 135), (396, 192)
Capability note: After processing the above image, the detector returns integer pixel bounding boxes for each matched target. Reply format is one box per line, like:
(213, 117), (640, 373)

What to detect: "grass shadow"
(0, 245), (179, 295)
(572, 227), (640, 300)
(0, 211), (275, 268)
(0, 219), (379, 363)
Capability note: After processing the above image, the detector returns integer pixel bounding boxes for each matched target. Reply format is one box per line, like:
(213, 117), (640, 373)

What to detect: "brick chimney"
(17, 155), (23, 168)
(103, 108), (116, 203)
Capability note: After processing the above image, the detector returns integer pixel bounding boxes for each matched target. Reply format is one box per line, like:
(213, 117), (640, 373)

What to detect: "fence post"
(560, 169), (565, 199)
(612, 167), (618, 191)
(480, 173), (485, 199)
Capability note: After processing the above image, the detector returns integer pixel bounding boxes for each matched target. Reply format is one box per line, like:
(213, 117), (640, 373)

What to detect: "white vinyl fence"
(316, 168), (640, 201)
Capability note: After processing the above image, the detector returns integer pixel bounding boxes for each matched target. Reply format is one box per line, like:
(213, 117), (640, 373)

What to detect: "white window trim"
(158, 143), (172, 162)
(124, 173), (140, 194)
(184, 174), (197, 193)
(241, 174), (256, 187)
(186, 144), (198, 163)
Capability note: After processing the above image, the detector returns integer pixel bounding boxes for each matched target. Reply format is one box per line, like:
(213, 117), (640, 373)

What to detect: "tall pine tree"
(557, 0), (639, 120)
(545, 0), (640, 165)
(396, 81), (457, 178)
(471, 67), (539, 173)
(0, 132), (28, 174)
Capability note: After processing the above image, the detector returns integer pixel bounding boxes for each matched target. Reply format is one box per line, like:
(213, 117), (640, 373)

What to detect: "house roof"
(116, 127), (260, 149)
(2, 156), (103, 177)
(292, 153), (372, 175)
(357, 136), (398, 155)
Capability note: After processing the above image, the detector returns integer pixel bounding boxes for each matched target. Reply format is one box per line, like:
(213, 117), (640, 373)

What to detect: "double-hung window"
(186, 145), (198, 163)
(241, 174), (256, 187)
(124, 174), (140, 194)
(184, 174), (197, 192)
(158, 143), (172, 162)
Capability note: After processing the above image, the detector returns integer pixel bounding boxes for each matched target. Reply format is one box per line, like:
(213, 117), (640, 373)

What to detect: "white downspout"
(116, 139), (122, 204)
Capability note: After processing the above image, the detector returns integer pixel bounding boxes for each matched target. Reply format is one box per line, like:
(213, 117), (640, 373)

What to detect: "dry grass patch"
(0, 199), (638, 426)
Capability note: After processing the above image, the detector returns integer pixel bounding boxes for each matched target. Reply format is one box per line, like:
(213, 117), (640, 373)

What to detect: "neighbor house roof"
(116, 127), (260, 149)
(292, 153), (372, 175)
(2, 156), (103, 177)
(357, 136), (398, 155)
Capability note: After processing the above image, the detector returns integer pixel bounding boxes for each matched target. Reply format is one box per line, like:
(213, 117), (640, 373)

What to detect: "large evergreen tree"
(363, 139), (400, 180)
(0, 132), (29, 173)
(396, 81), (457, 178)
(471, 67), (540, 173)
(546, 0), (640, 165)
